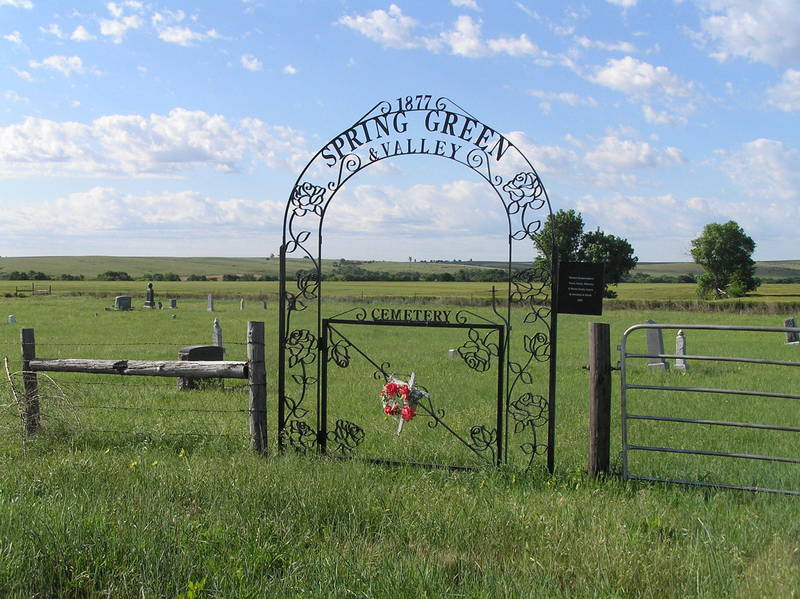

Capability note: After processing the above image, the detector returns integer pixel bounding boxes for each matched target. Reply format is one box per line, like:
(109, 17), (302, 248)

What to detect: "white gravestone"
(207, 294), (214, 312)
(7, 315), (16, 324)
(212, 318), (223, 349)
(645, 320), (669, 371)
(674, 329), (688, 372)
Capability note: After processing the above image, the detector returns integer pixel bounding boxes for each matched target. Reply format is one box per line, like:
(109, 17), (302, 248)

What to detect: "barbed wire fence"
(0, 322), (266, 452)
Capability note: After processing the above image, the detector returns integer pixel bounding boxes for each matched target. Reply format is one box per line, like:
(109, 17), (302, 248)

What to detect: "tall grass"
(1, 294), (799, 597)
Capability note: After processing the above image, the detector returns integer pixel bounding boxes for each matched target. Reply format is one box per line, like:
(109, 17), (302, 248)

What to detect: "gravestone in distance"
(240, 298), (245, 310)
(169, 298), (177, 309)
(7, 315), (16, 324)
(645, 319), (669, 371)
(143, 283), (156, 309)
(785, 317), (799, 344)
(212, 318), (223, 351)
(261, 299), (267, 310)
(674, 329), (688, 372)
(207, 293), (214, 312)
(114, 296), (132, 311)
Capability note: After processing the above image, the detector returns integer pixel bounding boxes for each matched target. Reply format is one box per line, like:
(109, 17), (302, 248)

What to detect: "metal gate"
(620, 322), (800, 495)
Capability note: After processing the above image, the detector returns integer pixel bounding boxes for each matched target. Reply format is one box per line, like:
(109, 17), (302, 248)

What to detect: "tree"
(532, 209), (638, 297)
(690, 220), (759, 298)
(577, 229), (638, 298)
(532, 209), (584, 270)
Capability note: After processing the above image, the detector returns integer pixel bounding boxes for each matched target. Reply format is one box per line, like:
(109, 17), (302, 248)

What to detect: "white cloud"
(719, 138), (800, 203)
(157, 25), (220, 46)
(0, 108), (312, 177)
(2, 30), (23, 45)
(584, 135), (684, 175)
(695, 0), (800, 67)
(70, 25), (95, 42)
(28, 55), (85, 77)
(10, 66), (31, 81)
(99, 14), (143, 43)
(501, 130), (580, 175)
(589, 56), (693, 99)
(450, 0), (480, 10)
(767, 69), (800, 112)
(606, 0), (637, 7)
(3, 90), (28, 103)
(3, 186), (286, 236)
(527, 89), (598, 114)
(0, 0), (33, 8)
(283, 64), (297, 75)
(338, 6), (550, 60)
(241, 54), (262, 71)
(574, 36), (636, 53)
(338, 4), (421, 50)
(642, 105), (688, 126)
(328, 180), (505, 237)
(40, 24), (65, 39)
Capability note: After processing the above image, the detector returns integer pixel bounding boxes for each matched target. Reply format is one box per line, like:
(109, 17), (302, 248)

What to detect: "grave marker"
(785, 317), (799, 344)
(675, 329), (688, 372)
(114, 296), (132, 311)
(645, 320), (669, 371)
(143, 283), (155, 309)
(169, 298), (177, 309)
(207, 294), (214, 312)
(213, 318), (223, 350)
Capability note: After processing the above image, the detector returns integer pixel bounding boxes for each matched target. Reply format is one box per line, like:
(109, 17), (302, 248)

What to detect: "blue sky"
(1, 0), (798, 262)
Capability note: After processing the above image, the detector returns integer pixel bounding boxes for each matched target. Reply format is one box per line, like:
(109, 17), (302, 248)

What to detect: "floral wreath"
(379, 373), (428, 435)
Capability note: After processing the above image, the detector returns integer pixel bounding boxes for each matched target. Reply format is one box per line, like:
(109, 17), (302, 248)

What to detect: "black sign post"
(557, 262), (604, 316)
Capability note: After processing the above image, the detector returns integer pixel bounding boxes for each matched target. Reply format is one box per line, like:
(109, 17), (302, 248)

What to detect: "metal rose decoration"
(286, 328), (316, 368)
(291, 181), (326, 217)
(502, 172), (544, 213)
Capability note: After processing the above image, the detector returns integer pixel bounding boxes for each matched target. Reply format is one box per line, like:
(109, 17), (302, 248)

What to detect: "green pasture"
(0, 292), (799, 597)
(4, 279), (800, 313)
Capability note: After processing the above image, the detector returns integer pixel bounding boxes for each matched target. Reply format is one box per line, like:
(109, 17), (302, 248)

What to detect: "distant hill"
(1, 256), (798, 281)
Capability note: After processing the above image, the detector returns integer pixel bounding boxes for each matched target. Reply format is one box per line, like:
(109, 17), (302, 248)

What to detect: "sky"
(0, 0), (798, 263)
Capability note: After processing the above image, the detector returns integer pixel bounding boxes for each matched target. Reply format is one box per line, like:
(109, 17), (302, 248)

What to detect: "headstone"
(645, 319), (669, 371)
(114, 296), (132, 310)
(261, 299), (267, 310)
(785, 317), (799, 344)
(169, 298), (177, 309)
(177, 345), (224, 390)
(207, 293), (214, 312)
(674, 330), (688, 372)
(448, 349), (457, 360)
(7, 315), (16, 324)
(157, 301), (163, 310)
(144, 283), (155, 309)
(240, 298), (245, 310)
(212, 318), (223, 350)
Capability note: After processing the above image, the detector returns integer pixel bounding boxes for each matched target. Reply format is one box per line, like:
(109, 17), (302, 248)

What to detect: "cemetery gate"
(278, 95), (556, 471)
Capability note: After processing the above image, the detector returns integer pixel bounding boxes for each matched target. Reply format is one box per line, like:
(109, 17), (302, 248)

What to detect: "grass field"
(1, 290), (799, 597)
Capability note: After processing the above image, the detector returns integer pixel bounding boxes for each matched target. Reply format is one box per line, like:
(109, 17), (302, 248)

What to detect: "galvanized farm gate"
(620, 322), (800, 495)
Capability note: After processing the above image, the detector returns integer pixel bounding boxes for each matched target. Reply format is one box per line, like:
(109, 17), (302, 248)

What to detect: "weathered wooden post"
(21, 328), (40, 433)
(588, 322), (611, 477)
(247, 321), (267, 454)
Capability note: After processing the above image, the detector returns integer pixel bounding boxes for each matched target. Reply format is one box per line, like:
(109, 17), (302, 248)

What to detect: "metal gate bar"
(620, 322), (800, 495)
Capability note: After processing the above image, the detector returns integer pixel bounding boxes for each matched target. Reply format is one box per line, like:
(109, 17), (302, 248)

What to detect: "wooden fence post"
(21, 328), (40, 434)
(247, 321), (267, 454)
(588, 322), (611, 477)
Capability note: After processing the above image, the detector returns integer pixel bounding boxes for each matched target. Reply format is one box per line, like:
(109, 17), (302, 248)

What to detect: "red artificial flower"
(384, 382), (399, 396)
(401, 406), (416, 421)
(400, 385), (409, 399)
(384, 405), (395, 416)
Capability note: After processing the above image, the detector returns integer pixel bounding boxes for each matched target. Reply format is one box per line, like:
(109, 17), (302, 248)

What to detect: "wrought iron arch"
(278, 94), (557, 472)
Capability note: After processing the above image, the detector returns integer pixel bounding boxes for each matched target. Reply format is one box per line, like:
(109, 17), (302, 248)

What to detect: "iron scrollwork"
(458, 328), (500, 373)
(326, 419), (366, 455)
